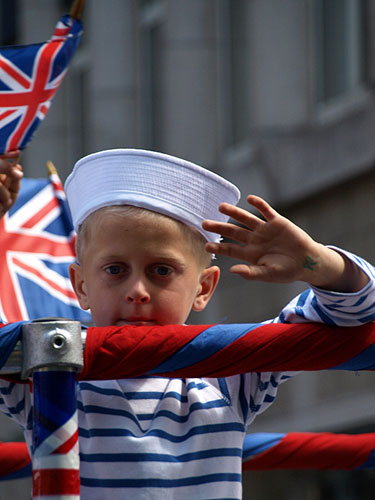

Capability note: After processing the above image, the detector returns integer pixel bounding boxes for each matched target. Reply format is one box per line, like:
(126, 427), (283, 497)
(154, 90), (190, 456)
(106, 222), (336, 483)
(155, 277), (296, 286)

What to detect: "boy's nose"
(125, 278), (151, 304)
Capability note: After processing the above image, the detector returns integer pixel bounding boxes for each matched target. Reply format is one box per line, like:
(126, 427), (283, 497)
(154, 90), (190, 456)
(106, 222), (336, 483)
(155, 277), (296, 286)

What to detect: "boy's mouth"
(117, 318), (156, 326)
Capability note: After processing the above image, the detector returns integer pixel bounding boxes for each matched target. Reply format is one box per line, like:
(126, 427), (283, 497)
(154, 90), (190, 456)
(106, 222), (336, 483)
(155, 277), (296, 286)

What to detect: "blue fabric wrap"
(330, 344), (375, 371)
(0, 463), (32, 481)
(242, 432), (284, 460)
(357, 449), (375, 470)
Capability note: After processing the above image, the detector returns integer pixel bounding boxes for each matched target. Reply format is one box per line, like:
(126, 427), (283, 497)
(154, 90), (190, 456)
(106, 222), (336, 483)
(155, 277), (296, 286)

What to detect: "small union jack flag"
(0, 170), (91, 323)
(0, 13), (82, 154)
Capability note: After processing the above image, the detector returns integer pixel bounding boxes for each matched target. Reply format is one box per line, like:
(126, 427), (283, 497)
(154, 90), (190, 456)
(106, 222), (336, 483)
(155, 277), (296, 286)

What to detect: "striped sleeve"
(0, 380), (32, 446)
(279, 248), (375, 326)
(235, 249), (375, 425)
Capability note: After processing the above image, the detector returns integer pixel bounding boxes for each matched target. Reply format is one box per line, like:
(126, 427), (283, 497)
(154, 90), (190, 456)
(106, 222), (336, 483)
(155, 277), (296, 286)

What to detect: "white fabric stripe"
(29, 205), (60, 233)
(78, 431), (243, 457)
(79, 482), (241, 500)
(47, 69), (67, 89)
(79, 455), (241, 480)
(33, 447), (79, 470)
(34, 411), (78, 457)
(6, 251), (28, 320)
(0, 56), (31, 90)
(0, 107), (23, 127)
(10, 251), (76, 264)
(12, 253), (79, 305)
(6, 185), (52, 229)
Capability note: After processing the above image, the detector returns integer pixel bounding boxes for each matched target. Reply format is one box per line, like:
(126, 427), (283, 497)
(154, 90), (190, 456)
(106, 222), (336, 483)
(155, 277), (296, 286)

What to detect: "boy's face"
(69, 210), (220, 327)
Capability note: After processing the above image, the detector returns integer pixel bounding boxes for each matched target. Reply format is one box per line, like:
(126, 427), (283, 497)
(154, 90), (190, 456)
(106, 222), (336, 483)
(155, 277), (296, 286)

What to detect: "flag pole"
(46, 160), (58, 176)
(45, 160), (77, 249)
(70, 0), (86, 20)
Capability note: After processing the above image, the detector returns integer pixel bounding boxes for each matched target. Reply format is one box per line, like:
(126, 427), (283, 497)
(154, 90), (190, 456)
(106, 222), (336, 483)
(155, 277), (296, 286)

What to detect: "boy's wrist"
(300, 244), (368, 293)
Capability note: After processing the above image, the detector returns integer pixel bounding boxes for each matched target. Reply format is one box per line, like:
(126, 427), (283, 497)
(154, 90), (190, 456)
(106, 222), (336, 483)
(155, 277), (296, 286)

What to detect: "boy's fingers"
(1, 166), (23, 193)
(0, 187), (12, 211)
(0, 159), (14, 175)
(8, 164), (23, 180)
(229, 264), (270, 281)
(203, 220), (252, 244)
(205, 241), (250, 261)
(229, 264), (256, 280)
(0, 156), (22, 175)
(203, 210), (265, 237)
(0, 150), (21, 171)
(0, 161), (23, 214)
(0, 150), (20, 160)
(246, 195), (279, 221)
(218, 203), (265, 229)
(7, 172), (23, 198)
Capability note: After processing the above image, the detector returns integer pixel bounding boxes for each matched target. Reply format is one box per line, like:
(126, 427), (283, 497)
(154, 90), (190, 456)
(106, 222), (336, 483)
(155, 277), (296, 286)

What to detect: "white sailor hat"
(64, 149), (240, 243)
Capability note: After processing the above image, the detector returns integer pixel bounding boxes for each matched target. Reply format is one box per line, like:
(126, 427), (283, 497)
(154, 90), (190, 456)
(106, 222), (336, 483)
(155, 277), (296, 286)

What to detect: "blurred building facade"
(1, 0), (374, 498)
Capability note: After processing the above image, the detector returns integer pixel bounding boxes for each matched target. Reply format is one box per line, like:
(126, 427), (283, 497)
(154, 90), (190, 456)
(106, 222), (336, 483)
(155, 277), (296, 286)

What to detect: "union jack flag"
(0, 170), (91, 323)
(0, 13), (82, 154)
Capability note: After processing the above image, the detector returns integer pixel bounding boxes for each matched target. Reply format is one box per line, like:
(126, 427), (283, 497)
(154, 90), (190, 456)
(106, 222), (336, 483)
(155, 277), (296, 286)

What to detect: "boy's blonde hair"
(76, 205), (212, 269)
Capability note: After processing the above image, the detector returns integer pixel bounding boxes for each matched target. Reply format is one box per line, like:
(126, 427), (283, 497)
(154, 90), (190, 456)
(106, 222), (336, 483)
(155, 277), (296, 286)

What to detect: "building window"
(315, 0), (366, 103)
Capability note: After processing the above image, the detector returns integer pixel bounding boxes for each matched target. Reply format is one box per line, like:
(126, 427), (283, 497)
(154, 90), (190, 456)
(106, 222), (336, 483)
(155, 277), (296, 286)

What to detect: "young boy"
(0, 149), (374, 500)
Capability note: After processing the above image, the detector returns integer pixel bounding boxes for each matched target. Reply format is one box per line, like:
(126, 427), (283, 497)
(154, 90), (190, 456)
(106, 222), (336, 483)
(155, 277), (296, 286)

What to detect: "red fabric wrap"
(78, 322), (375, 380)
(79, 324), (208, 380)
(243, 432), (375, 471)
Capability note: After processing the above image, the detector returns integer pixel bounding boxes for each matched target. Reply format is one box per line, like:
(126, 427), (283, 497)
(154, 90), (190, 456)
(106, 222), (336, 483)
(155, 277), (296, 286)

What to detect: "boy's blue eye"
(105, 265), (123, 275)
(153, 265), (172, 276)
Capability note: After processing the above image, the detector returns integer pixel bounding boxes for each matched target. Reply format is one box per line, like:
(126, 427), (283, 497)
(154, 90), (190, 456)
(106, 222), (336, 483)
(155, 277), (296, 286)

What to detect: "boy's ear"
(192, 265), (220, 312)
(69, 263), (90, 310)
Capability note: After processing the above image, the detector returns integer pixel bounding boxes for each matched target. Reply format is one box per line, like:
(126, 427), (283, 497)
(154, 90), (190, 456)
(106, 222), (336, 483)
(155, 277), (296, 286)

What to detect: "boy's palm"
(203, 195), (316, 284)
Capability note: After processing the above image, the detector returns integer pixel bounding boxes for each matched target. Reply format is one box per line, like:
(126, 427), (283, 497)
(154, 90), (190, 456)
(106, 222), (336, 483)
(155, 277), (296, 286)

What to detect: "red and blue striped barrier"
(2, 322), (374, 380)
(78, 322), (375, 380)
(242, 432), (375, 471)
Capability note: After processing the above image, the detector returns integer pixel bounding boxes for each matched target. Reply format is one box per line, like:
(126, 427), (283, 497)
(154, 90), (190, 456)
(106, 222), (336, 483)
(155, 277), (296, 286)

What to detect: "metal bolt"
(50, 332), (66, 350)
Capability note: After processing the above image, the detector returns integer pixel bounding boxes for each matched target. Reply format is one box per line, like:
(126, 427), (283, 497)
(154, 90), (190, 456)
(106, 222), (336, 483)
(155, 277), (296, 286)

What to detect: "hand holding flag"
(0, 152), (23, 217)
(0, 0), (84, 154)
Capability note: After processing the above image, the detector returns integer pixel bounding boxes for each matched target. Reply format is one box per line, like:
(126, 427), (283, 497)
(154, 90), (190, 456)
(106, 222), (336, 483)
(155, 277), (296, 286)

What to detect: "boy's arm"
(202, 195), (369, 293)
(0, 153), (23, 219)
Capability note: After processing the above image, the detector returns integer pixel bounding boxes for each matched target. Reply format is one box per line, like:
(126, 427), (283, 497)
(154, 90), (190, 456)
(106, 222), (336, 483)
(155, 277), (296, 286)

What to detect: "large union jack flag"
(0, 13), (82, 154)
(0, 170), (91, 323)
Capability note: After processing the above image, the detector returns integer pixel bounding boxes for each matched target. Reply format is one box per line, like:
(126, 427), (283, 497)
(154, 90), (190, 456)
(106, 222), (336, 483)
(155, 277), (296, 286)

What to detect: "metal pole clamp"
(21, 319), (83, 379)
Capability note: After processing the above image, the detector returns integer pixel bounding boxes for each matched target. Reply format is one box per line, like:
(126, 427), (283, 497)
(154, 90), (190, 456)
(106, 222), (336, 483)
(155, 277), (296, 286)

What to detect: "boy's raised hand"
(0, 152), (23, 219)
(202, 195), (368, 292)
